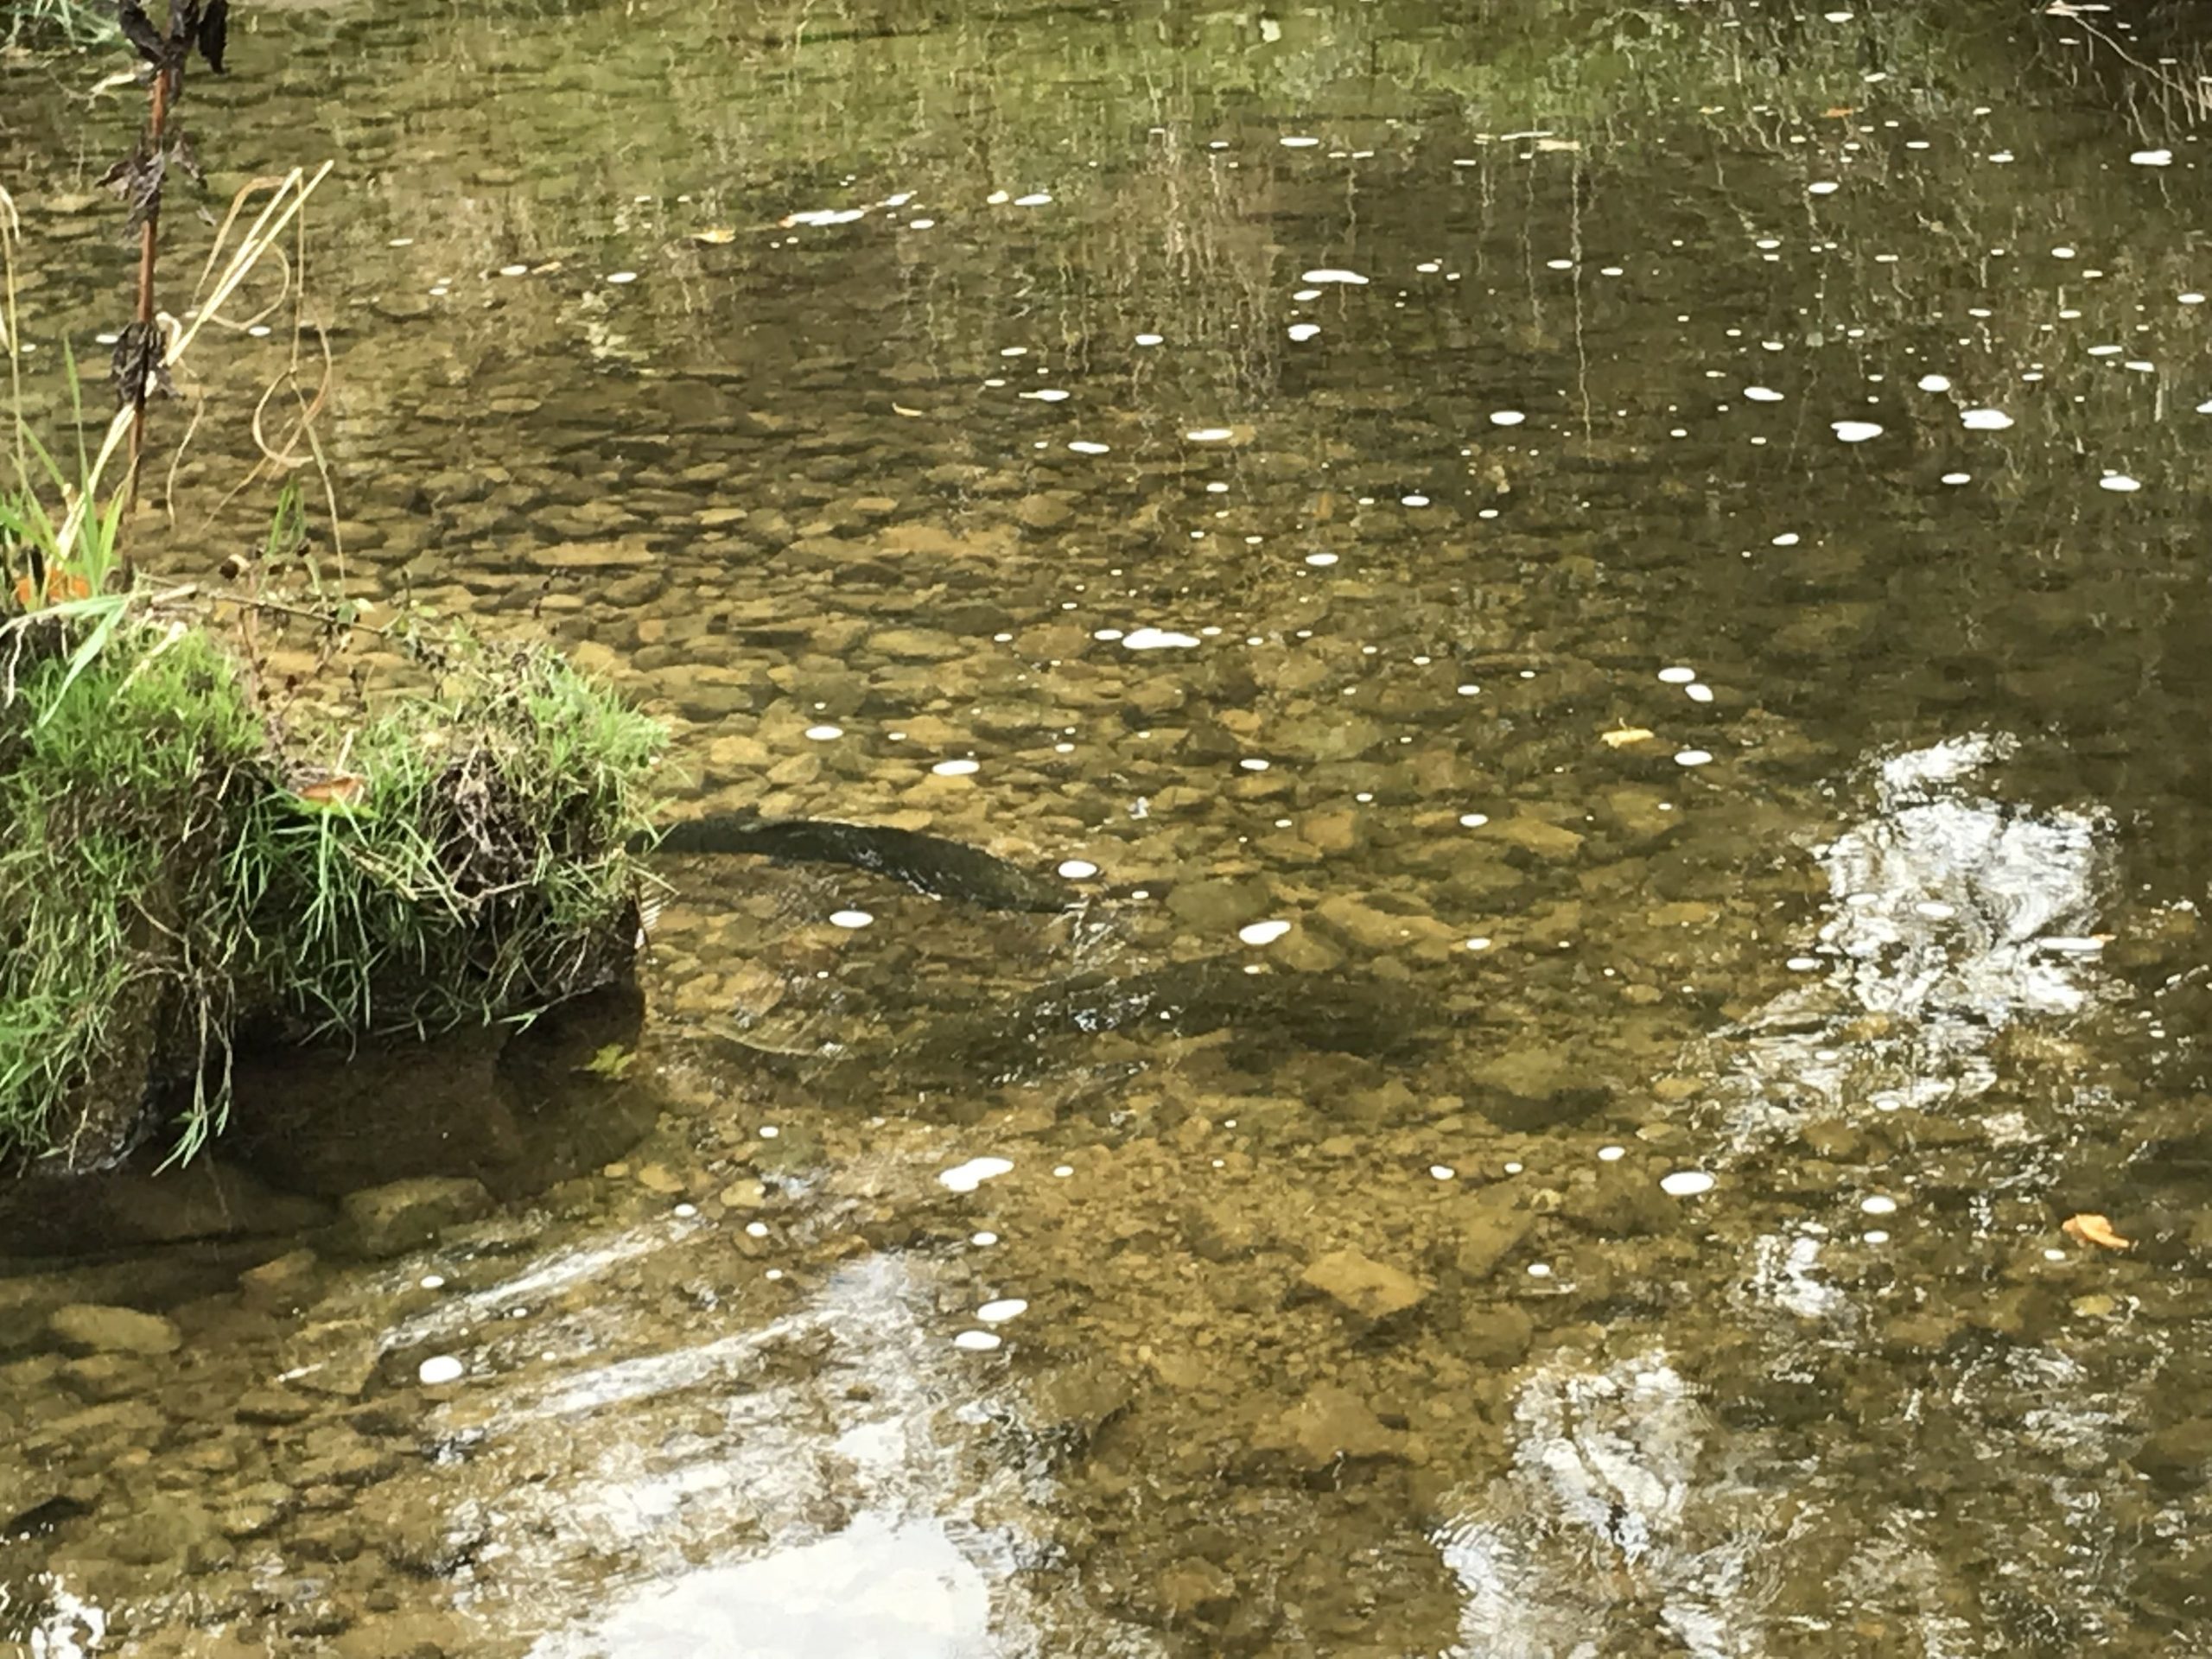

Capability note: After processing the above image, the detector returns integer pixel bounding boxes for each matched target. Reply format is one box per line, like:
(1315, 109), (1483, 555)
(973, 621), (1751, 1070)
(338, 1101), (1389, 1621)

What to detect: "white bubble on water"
(1658, 666), (1698, 683)
(1942, 472), (1973, 485)
(1301, 268), (1369, 284)
(606, 270), (639, 284)
(1686, 683), (1714, 703)
(1186, 427), (1236, 442)
(1675, 749), (1713, 767)
(1402, 494), (1430, 507)
(1808, 181), (1840, 195)
(1305, 552), (1339, 567)
(1660, 1171), (1716, 1197)
(1123, 628), (1202, 650)
(1057, 859), (1099, 880)
(1745, 386), (1784, 403)
(1459, 812), (1491, 828)
(1861, 1194), (1898, 1215)
(1831, 420), (1885, 442)
(1281, 136), (1321, 149)
(829, 910), (874, 930)
(1014, 192), (1052, 207)
(976, 1298), (1029, 1322)
(1917, 373), (1952, 392)
(1287, 323), (1321, 342)
(804, 723), (844, 741)
(931, 759), (981, 776)
(1597, 1145), (1625, 1162)
(2099, 474), (2142, 493)
(2131, 149), (2174, 167)
(1135, 333), (1164, 346)
(1489, 410), (1527, 426)
(1239, 920), (1294, 946)
(1069, 441), (1110, 455)
(952, 1330), (1003, 1351)
(938, 1156), (1015, 1193)
(418, 1356), (466, 1386)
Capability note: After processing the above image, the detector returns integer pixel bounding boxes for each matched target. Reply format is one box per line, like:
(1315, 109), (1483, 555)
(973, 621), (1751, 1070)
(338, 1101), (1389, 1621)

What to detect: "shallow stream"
(5, 2), (2212, 1654)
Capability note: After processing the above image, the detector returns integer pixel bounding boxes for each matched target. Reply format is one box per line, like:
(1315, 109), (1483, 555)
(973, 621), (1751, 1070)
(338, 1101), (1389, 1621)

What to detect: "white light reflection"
(1437, 1351), (1770, 1658)
(1704, 734), (2110, 1147)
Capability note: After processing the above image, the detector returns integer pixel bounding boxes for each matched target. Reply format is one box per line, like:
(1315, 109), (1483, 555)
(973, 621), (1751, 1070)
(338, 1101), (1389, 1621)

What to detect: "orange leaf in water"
(1823, 105), (1859, 119)
(1599, 726), (1656, 748)
(2062, 1213), (2131, 1250)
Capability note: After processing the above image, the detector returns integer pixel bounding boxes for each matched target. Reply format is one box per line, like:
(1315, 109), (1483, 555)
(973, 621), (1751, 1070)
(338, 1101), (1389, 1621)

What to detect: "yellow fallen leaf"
(1599, 726), (1656, 748)
(1822, 105), (1858, 119)
(692, 227), (738, 245)
(892, 404), (925, 417)
(2062, 1213), (2132, 1251)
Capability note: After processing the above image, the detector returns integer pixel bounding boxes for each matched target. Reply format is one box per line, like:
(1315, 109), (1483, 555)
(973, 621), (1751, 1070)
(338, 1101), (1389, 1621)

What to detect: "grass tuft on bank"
(0, 594), (665, 1171)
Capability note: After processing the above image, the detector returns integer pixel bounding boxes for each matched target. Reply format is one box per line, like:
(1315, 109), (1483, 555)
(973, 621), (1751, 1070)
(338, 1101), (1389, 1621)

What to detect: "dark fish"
(905, 962), (1432, 1081)
(637, 813), (1075, 913)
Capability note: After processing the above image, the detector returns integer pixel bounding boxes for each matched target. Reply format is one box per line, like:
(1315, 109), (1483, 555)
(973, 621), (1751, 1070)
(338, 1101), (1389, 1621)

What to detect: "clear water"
(5, 3), (2212, 1654)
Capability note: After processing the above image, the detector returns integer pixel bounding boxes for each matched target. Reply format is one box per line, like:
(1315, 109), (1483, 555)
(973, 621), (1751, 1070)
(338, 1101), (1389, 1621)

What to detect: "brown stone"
(1300, 1248), (1428, 1320)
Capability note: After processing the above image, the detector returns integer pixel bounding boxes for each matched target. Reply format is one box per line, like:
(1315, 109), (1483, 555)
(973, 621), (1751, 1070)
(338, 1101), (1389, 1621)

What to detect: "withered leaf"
(197, 0), (226, 73)
(295, 772), (367, 805)
(2062, 1212), (2132, 1251)
(168, 130), (203, 187)
(116, 0), (167, 67)
(111, 321), (175, 409)
(115, 146), (166, 235)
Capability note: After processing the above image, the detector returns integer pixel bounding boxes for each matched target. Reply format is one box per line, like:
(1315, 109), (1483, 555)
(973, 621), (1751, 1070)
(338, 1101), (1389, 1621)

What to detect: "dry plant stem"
(55, 162), (334, 558)
(124, 64), (174, 528)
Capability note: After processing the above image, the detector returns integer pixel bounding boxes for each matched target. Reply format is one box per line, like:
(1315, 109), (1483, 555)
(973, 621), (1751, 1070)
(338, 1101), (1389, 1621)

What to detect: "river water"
(4, 2), (2212, 1654)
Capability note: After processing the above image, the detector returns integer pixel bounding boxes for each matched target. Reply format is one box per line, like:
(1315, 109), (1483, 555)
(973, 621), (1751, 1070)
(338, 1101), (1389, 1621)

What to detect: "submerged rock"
(56, 1353), (155, 1402)
(46, 1302), (182, 1357)
(1300, 1248), (1428, 1320)
(1451, 1189), (1536, 1281)
(2133, 1416), (2212, 1494)
(1473, 1043), (1617, 1132)
(338, 1177), (493, 1259)
(1273, 1384), (1409, 1466)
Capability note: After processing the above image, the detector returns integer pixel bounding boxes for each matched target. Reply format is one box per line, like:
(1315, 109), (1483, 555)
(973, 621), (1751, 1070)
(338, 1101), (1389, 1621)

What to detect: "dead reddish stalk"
(124, 65), (173, 514)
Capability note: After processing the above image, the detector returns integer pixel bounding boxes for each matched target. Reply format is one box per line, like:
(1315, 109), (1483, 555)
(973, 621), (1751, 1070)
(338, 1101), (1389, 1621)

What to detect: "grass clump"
(0, 606), (264, 1167)
(0, 598), (666, 1171)
(238, 636), (666, 1052)
(3, 0), (117, 52)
